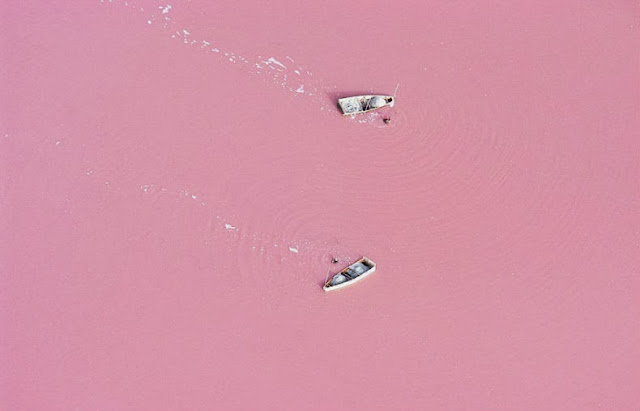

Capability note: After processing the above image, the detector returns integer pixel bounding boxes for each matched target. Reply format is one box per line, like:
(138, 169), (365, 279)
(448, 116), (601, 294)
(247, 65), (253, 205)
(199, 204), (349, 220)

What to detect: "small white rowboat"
(323, 256), (377, 291)
(338, 95), (394, 115)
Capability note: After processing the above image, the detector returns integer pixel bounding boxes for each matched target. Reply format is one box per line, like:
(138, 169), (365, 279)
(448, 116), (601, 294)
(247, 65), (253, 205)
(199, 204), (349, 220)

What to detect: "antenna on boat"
(393, 83), (399, 99)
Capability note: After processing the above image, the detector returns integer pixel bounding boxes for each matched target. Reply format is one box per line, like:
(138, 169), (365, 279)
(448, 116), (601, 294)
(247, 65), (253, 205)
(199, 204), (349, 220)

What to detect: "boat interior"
(339, 95), (394, 114)
(329, 261), (372, 284)
(345, 261), (370, 278)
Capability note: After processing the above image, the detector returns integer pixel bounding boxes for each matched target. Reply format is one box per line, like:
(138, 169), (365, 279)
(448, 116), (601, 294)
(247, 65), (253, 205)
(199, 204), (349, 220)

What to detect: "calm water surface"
(2, 1), (639, 409)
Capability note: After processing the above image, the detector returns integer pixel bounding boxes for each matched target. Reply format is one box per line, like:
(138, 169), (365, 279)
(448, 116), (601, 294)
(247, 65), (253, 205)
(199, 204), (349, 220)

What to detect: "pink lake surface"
(1, 1), (639, 410)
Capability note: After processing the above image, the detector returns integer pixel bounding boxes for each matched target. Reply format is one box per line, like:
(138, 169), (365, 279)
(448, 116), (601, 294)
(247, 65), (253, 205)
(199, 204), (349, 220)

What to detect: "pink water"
(2, 1), (639, 410)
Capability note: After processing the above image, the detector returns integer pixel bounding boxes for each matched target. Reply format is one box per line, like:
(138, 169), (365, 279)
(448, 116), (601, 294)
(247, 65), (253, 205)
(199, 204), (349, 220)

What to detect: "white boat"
(323, 257), (376, 291)
(338, 95), (394, 115)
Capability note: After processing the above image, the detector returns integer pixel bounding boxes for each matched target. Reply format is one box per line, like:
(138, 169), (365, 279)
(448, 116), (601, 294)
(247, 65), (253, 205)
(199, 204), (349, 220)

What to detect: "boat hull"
(323, 257), (377, 291)
(338, 95), (394, 115)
